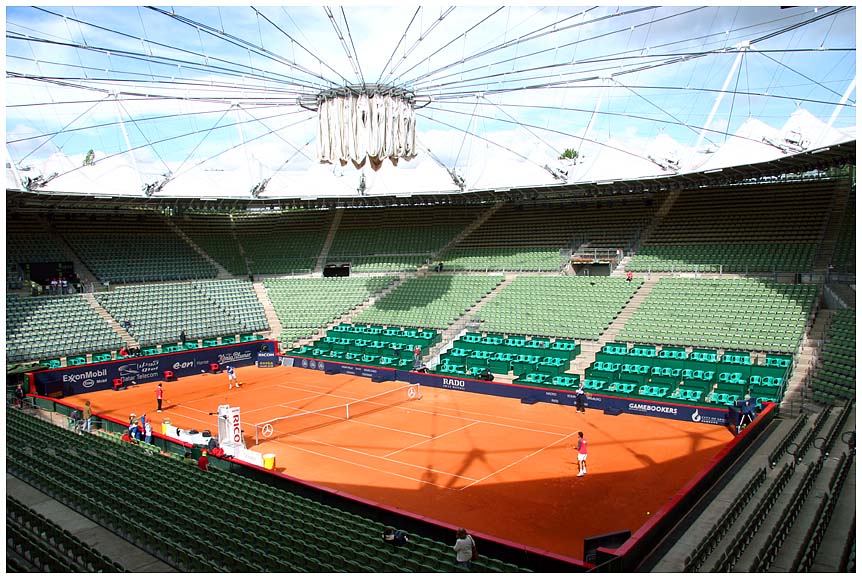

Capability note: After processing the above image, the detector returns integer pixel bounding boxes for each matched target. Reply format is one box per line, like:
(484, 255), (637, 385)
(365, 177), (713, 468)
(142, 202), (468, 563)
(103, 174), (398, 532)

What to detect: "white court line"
(349, 417), (433, 439)
(459, 430), (581, 491)
(383, 421), (479, 458)
(281, 432), (479, 486)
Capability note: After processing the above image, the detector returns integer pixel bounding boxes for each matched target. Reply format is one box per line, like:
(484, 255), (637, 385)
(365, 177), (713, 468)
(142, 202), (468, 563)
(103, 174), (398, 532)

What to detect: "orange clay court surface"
(69, 364), (734, 561)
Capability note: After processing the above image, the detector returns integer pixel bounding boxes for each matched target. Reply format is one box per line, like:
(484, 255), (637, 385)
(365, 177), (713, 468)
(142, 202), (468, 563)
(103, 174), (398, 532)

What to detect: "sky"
(4, 4), (857, 199)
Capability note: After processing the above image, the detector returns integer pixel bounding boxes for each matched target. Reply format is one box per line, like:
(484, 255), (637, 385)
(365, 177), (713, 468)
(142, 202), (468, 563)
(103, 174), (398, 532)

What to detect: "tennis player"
(576, 431), (588, 477)
(226, 365), (239, 389)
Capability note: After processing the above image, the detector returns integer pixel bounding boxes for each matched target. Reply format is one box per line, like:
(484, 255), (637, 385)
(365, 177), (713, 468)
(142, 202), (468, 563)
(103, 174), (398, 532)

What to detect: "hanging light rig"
(299, 85), (427, 171)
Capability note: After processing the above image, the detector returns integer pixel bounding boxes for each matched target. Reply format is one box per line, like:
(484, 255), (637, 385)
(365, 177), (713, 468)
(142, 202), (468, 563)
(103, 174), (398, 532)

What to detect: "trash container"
(263, 453), (276, 470)
(161, 419), (171, 435)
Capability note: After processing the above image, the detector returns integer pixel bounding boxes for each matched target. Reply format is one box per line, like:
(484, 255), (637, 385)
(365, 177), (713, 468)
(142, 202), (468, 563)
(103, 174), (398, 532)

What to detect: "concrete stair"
(430, 201), (506, 264)
(813, 179), (851, 271)
(82, 292), (139, 349)
(567, 276), (660, 376)
(780, 307), (831, 416)
(163, 216), (233, 279)
(289, 274), (408, 349)
(426, 274), (514, 369)
(315, 208), (344, 274)
(252, 282), (283, 340)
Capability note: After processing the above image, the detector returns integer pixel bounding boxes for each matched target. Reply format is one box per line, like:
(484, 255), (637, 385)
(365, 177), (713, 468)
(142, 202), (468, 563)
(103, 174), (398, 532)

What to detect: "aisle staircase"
(568, 276), (660, 376)
(164, 216), (233, 280)
(315, 209), (344, 274)
(82, 293), (139, 349)
(425, 273), (515, 368)
(252, 282), (283, 340)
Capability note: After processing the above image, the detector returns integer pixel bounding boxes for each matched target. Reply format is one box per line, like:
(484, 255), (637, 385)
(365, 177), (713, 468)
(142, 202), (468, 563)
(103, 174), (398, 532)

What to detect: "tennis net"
(253, 383), (422, 445)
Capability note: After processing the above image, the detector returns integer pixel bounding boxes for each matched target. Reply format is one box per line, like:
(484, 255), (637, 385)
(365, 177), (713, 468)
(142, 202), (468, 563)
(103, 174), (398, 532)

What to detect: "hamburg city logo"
(691, 409), (702, 423)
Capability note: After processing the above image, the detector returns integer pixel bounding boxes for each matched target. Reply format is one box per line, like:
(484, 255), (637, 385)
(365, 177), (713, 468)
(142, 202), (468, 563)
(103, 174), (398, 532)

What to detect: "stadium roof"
(5, 5), (857, 202)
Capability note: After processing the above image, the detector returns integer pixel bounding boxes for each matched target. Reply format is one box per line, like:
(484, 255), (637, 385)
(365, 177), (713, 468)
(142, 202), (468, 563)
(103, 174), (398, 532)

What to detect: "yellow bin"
(263, 453), (276, 470)
(161, 419), (171, 435)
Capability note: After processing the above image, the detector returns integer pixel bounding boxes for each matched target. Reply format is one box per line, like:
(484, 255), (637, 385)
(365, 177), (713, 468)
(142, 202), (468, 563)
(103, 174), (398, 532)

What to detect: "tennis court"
(69, 364), (734, 561)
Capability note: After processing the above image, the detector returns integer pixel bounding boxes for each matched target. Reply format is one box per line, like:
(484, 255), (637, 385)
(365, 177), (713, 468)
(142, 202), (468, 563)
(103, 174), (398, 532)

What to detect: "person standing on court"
(576, 431), (588, 477)
(155, 383), (164, 412)
(575, 384), (587, 413)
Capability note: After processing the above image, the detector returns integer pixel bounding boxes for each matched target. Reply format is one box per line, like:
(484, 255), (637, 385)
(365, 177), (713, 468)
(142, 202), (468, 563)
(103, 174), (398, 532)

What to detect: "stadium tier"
(6, 409), (526, 573)
(628, 180), (836, 273)
(615, 278), (818, 353)
(352, 274), (504, 329)
(95, 280), (268, 347)
(291, 323), (442, 369)
(831, 189), (856, 274)
(264, 277), (396, 343)
(810, 308), (856, 404)
(325, 205), (483, 272)
(477, 275), (642, 340)
(583, 342), (791, 407)
(176, 211), (332, 275)
(7, 213), (70, 287)
(440, 196), (658, 271)
(49, 213), (216, 283)
(6, 294), (124, 364)
(435, 332), (581, 384)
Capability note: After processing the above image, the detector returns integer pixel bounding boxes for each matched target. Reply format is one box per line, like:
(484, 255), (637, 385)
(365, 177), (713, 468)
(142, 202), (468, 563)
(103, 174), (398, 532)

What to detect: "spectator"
(198, 449), (209, 471)
(119, 344), (128, 358)
(82, 400), (92, 432)
(453, 528), (476, 570)
(180, 329), (187, 344)
(144, 419), (153, 444)
(182, 452), (196, 466)
(626, 271), (634, 282)
(13, 384), (25, 408)
(382, 527), (409, 550)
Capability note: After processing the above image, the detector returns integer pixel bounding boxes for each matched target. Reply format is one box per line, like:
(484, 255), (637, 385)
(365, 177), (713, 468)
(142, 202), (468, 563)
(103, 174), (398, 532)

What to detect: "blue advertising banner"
(34, 342), (275, 397)
(284, 356), (730, 426)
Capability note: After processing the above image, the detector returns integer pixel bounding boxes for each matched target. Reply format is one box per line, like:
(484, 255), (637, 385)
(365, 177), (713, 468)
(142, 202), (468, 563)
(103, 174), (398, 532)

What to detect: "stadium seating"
(7, 213), (70, 289)
(627, 180), (834, 273)
(265, 277), (395, 344)
(326, 206), (482, 272)
(295, 323), (441, 369)
(586, 343), (791, 406)
(810, 308), (855, 404)
(95, 280), (268, 347)
(6, 409), (526, 573)
(353, 275), (504, 329)
(829, 188), (855, 274)
(615, 277), (817, 353)
(6, 294), (124, 363)
(51, 213), (216, 283)
(435, 333), (580, 384)
(441, 196), (657, 271)
(477, 276), (641, 340)
(6, 495), (127, 572)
